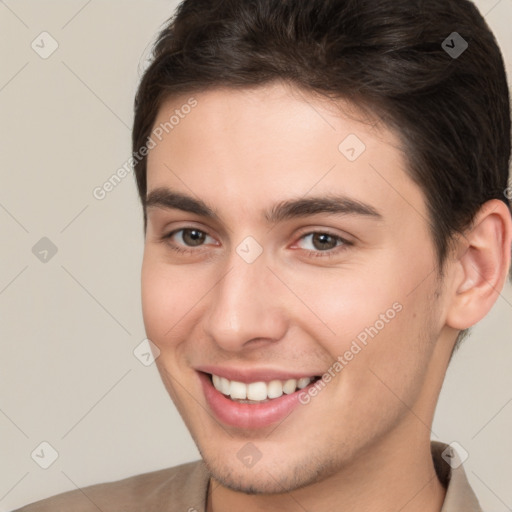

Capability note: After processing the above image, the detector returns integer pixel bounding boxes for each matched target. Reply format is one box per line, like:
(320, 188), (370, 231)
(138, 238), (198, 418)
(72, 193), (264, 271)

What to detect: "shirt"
(12, 441), (482, 511)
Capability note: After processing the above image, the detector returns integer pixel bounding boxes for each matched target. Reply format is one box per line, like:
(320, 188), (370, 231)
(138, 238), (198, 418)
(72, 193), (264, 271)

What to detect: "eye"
(164, 228), (217, 251)
(295, 232), (350, 254)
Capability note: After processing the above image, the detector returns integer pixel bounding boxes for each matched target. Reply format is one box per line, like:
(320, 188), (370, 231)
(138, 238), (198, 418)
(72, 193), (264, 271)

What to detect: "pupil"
(313, 233), (336, 250)
(184, 229), (205, 246)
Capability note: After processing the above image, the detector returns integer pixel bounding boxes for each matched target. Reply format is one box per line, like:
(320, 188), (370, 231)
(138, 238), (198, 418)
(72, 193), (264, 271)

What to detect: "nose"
(202, 255), (289, 352)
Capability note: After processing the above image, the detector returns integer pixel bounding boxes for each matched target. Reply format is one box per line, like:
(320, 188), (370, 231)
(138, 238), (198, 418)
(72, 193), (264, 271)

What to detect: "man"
(15, 0), (511, 510)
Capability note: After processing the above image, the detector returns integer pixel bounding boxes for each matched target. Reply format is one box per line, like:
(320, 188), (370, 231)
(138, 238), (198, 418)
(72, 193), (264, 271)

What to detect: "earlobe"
(446, 199), (512, 330)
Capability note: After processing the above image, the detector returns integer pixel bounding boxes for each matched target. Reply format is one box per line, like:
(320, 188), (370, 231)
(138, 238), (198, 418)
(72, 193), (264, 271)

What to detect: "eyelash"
(162, 228), (352, 258)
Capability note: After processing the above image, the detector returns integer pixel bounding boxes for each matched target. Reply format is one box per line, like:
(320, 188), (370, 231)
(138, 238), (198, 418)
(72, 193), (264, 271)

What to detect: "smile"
(210, 374), (317, 403)
(197, 370), (322, 429)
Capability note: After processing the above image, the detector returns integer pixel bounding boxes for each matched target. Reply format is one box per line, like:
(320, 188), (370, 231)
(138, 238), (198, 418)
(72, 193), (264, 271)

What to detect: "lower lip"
(199, 372), (308, 429)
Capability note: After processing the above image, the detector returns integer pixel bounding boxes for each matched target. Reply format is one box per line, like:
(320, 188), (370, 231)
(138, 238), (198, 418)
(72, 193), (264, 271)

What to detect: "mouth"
(210, 373), (320, 404)
(197, 370), (322, 429)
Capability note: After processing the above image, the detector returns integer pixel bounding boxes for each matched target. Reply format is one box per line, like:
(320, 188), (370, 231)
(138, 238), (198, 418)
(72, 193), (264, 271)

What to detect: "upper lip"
(195, 365), (321, 383)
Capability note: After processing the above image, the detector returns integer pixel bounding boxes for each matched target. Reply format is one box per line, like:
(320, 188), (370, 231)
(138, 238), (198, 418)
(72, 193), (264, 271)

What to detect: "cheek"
(140, 252), (207, 344)
(141, 258), (170, 341)
(336, 284), (438, 413)
(287, 254), (437, 384)
(281, 263), (403, 355)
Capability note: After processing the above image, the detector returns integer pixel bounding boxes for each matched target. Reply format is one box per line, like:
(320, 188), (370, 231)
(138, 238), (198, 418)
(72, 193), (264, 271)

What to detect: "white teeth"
(247, 382), (267, 401)
(267, 380), (284, 399)
(211, 374), (315, 402)
(229, 380), (247, 399)
(297, 377), (311, 389)
(283, 379), (297, 394)
(219, 377), (230, 395)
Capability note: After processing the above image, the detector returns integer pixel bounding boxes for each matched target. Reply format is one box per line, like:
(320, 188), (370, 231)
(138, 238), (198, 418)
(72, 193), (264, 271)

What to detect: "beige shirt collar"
(432, 441), (482, 512)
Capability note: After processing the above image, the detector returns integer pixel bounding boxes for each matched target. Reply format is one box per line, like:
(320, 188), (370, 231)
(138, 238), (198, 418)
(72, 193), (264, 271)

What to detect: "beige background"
(0, 1), (511, 510)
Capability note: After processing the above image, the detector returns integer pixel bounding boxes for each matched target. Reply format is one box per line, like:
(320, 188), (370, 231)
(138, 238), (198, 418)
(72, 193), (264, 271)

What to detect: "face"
(141, 82), (453, 493)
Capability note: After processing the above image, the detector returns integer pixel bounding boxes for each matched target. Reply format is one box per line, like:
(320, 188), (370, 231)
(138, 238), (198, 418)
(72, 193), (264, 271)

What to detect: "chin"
(200, 446), (339, 495)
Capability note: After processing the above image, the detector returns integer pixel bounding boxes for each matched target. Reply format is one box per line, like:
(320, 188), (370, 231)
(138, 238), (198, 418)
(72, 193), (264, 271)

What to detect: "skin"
(141, 81), (512, 512)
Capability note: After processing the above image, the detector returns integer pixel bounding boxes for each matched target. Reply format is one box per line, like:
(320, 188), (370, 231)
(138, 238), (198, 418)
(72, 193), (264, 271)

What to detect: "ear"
(445, 199), (512, 330)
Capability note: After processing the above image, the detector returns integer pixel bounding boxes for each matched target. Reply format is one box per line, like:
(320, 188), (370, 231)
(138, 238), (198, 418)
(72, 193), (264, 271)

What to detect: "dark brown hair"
(133, 0), (511, 268)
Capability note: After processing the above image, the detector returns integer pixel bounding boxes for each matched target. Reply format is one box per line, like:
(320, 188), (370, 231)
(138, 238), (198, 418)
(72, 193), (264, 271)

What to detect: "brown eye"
(294, 231), (350, 256)
(163, 227), (218, 255)
(311, 233), (338, 251)
(181, 229), (207, 246)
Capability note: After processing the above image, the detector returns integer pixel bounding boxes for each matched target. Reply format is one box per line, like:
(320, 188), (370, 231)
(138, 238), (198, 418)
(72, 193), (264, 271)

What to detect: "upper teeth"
(211, 374), (314, 401)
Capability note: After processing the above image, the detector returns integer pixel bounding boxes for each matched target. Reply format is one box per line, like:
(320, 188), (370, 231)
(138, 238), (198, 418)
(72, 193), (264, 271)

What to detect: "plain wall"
(0, 1), (511, 510)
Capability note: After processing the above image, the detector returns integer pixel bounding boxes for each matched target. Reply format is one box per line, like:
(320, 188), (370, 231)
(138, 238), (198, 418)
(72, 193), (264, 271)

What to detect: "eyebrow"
(146, 188), (220, 220)
(145, 187), (382, 224)
(266, 196), (382, 223)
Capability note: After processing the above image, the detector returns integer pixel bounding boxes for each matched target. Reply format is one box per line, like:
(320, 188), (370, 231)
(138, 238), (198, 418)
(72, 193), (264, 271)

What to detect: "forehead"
(145, 82), (424, 223)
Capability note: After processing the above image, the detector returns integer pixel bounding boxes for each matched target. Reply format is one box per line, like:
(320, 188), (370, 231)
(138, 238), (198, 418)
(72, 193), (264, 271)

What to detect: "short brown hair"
(133, 0), (511, 267)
